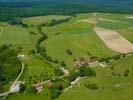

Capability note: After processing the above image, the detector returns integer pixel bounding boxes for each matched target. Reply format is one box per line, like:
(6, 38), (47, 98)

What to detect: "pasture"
(22, 15), (70, 26)
(21, 55), (56, 84)
(117, 27), (133, 43)
(59, 56), (133, 100)
(0, 22), (40, 53)
(42, 21), (118, 70)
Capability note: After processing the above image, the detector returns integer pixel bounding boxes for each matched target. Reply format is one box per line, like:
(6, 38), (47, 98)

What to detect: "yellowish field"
(22, 15), (70, 26)
(94, 27), (133, 53)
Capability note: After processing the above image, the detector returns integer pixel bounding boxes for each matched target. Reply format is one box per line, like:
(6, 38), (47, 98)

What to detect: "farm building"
(74, 58), (99, 67)
(32, 80), (53, 92)
(32, 83), (43, 93)
(44, 80), (53, 88)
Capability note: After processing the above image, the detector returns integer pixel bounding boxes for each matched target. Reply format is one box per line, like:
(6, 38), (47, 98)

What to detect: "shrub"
(78, 65), (96, 77)
(19, 84), (26, 93)
(29, 31), (36, 35)
(123, 69), (130, 77)
(60, 61), (66, 67)
(66, 49), (72, 55)
(85, 82), (98, 90)
(29, 49), (36, 54)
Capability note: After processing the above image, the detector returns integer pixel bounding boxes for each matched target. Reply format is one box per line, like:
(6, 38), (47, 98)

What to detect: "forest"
(0, 45), (21, 93)
(0, 0), (133, 21)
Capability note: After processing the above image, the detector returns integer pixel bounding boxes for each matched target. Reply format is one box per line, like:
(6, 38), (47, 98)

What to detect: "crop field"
(59, 56), (133, 100)
(94, 27), (133, 53)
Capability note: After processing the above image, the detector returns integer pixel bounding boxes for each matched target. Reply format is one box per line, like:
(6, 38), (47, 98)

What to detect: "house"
(60, 67), (69, 76)
(74, 59), (85, 67)
(44, 80), (53, 88)
(17, 54), (26, 61)
(74, 58), (99, 67)
(86, 59), (98, 66)
(32, 80), (53, 92)
(32, 83), (43, 93)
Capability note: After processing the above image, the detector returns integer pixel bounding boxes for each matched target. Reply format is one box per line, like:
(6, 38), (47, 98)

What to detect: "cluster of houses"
(74, 58), (99, 67)
(32, 80), (53, 92)
(32, 67), (70, 93)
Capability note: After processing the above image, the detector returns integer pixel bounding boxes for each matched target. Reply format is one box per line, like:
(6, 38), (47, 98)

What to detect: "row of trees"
(8, 18), (28, 28)
(39, 18), (71, 27)
(87, 51), (133, 63)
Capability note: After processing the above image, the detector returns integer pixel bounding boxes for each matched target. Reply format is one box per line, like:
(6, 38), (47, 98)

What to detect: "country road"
(0, 62), (24, 97)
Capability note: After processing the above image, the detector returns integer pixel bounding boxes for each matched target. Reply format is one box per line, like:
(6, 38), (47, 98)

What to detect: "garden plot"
(94, 27), (133, 53)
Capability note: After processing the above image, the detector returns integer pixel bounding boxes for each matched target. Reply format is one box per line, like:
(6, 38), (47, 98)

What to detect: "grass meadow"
(59, 56), (133, 100)
(42, 21), (118, 70)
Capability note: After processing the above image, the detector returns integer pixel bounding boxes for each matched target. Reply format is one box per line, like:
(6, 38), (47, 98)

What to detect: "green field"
(22, 15), (70, 26)
(41, 21), (118, 70)
(117, 27), (133, 43)
(59, 56), (133, 100)
(96, 20), (133, 30)
(8, 90), (51, 100)
(0, 24), (31, 45)
(0, 22), (41, 54)
(21, 55), (56, 84)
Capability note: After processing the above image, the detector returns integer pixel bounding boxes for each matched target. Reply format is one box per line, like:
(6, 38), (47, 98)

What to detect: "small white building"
(32, 83), (43, 93)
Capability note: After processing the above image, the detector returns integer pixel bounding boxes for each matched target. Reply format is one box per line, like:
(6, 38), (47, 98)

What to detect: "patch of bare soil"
(94, 27), (133, 53)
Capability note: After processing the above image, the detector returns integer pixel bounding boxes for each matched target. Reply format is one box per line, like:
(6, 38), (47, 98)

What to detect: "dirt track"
(94, 27), (133, 53)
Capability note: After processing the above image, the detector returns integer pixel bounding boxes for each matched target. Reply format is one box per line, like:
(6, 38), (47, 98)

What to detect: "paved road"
(0, 62), (24, 97)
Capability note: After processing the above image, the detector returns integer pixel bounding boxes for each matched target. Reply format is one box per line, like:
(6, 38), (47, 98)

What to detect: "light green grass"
(41, 22), (118, 70)
(22, 15), (70, 26)
(0, 23), (41, 54)
(96, 20), (133, 30)
(59, 56), (133, 100)
(8, 90), (51, 100)
(0, 25), (31, 45)
(117, 27), (133, 43)
(100, 13), (133, 23)
(21, 55), (55, 84)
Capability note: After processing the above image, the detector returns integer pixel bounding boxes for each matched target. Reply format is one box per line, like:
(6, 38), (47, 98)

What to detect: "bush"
(29, 31), (36, 35)
(60, 61), (66, 67)
(66, 49), (72, 55)
(78, 65), (96, 77)
(54, 59), (59, 64)
(85, 82), (98, 90)
(19, 84), (26, 93)
(54, 68), (64, 76)
(123, 69), (130, 77)
(29, 49), (36, 54)
(68, 72), (77, 82)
